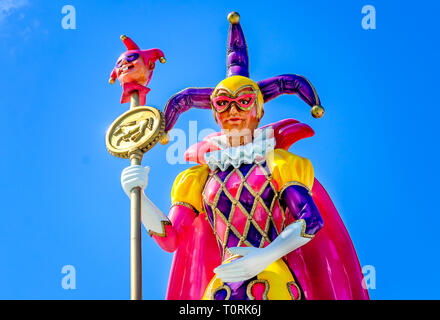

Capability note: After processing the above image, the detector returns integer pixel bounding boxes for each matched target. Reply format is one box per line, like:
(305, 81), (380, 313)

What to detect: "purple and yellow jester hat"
(163, 11), (324, 134)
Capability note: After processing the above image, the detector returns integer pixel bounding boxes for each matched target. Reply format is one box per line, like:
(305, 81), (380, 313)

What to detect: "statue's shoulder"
(171, 165), (210, 213)
(266, 149), (315, 191)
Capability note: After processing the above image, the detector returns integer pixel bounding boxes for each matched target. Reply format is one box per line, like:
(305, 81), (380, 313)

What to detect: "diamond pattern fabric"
(203, 162), (286, 259)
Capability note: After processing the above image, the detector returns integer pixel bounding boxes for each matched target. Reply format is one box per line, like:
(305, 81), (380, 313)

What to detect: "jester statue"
(120, 12), (369, 300)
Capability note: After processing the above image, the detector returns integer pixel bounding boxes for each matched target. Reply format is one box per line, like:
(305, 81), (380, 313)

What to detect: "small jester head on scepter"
(109, 35), (166, 106)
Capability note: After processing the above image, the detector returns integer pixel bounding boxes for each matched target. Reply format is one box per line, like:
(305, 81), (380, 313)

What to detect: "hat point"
(311, 105), (325, 118)
(228, 12), (240, 24)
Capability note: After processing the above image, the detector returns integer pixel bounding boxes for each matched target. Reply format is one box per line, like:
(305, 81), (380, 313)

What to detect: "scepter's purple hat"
(163, 12), (324, 133)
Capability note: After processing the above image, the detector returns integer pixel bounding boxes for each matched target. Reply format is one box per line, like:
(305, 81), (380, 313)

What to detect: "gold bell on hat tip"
(311, 105), (325, 118)
(120, 34), (127, 40)
(159, 132), (170, 145)
(228, 12), (240, 24)
(159, 57), (166, 64)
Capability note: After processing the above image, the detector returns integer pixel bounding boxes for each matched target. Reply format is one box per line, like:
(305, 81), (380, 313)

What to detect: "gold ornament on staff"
(105, 35), (166, 300)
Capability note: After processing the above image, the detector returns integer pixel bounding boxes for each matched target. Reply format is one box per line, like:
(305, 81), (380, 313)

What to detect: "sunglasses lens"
(116, 53), (140, 68)
(126, 53), (139, 62)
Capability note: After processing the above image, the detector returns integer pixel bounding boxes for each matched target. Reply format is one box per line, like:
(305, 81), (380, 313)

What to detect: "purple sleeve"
(281, 185), (324, 236)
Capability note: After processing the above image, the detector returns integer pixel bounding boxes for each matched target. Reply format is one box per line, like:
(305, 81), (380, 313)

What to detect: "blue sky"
(1, 0), (439, 299)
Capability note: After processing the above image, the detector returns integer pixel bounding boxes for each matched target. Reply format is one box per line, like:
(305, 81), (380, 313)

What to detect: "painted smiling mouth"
(119, 63), (135, 75)
(227, 117), (243, 121)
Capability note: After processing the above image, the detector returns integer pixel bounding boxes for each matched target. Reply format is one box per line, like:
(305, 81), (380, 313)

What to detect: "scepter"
(105, 35), (167, 300)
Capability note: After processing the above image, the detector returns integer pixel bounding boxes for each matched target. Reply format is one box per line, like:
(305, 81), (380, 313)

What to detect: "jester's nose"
(229, 103), (240, 113)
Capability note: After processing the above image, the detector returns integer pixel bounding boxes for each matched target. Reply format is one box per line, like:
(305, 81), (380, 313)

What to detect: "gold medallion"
(105, 106), (165, 158)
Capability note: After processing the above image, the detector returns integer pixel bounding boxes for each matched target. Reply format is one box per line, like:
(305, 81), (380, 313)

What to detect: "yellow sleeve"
(266, 149), (315, 192)
(170, 165), (210, 214)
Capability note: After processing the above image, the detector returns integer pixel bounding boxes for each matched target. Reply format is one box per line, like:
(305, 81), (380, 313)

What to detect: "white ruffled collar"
(204, 126), (275, 171)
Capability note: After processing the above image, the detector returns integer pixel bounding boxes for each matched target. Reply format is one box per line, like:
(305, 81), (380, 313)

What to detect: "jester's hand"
(214, 221), (314, 282)
(213, 247), (274, 283)
(121, 165), (150, 197)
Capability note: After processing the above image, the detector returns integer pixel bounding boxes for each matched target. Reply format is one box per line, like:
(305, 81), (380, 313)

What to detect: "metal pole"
(129, 92), (142, 300)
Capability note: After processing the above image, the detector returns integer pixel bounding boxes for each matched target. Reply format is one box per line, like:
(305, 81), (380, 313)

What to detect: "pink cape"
(165, 119), (369, 300)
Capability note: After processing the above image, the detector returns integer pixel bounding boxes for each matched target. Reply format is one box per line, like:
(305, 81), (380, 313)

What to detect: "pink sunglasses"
(211, 93), (257, 113)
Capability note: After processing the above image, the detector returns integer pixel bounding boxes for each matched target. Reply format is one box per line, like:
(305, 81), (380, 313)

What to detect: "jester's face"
(211, 76), (264, 138)
(115, 51), (150, 86)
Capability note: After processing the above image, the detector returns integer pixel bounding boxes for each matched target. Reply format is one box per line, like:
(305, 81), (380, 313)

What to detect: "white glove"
(121, 165), (150, 196)
(214, 220), (311, 282)
(214, 247), (272, 283)
(120, 165), (170, 236)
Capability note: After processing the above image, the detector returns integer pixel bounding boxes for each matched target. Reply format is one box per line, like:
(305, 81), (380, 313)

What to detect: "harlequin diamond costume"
(121, 12), (369, 300)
